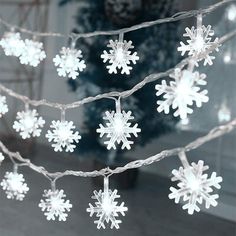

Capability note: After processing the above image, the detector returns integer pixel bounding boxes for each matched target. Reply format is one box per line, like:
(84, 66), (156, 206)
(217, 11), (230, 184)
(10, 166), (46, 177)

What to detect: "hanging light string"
(0, 116), (235, 183)
(0, 0), (233, 39)
(0, 27), (235, 111)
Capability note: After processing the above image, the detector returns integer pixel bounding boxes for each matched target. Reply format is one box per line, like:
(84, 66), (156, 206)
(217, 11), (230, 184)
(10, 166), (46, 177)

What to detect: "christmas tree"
(60, 0), (180, 160)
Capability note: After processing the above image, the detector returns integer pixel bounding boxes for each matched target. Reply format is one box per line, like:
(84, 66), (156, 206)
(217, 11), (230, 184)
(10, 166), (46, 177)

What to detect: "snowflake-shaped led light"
(169, 160), (223, 215)
(178, 25), (220, 66)
(39, 189), (72, 221)
(156, 68), (209, 119)
(97, 108), (141, 150)
(87, 177), (128, 229)
(1, 171), (29, 201)
(46, 120), (81, 152)
(19, 39), (46, 67)
(0, 31), (25, 57)
(53, 47), (86, 79)
(0, 95), (8, 118)
(101, 39), (139, 74)
(13, 109), (45, 139)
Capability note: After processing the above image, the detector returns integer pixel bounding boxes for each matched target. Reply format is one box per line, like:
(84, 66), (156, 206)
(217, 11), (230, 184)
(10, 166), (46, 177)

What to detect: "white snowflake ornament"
(39, 189), (72, 221)
(0, 95), (8, 117)
(97, 100), (141, 150)
(19, 39), (46, 67)
(1, 170), (29, 201)
(156, 68), (209, 119)
(87, 177), (128, 229)
(13, 109), (45, 139)
(0, 31), (25, 57)
(53, 47), (86, 79)
(46, 120), (81, 152)
(169, 160), (223, 215)
(101, 38), (139, 74)
(178, 15), (220, 66)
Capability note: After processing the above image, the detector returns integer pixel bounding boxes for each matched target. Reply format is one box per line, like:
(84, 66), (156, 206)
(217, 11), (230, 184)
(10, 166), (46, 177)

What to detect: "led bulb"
(102, 195), (113, 215)
(115, 47), (124, 61)
(185, 168), (200, 191)
(226, 4), (236, 21)
(113, 114), (124, 136)
(194, 35), (205, 52)
(223, 52), (231, 64)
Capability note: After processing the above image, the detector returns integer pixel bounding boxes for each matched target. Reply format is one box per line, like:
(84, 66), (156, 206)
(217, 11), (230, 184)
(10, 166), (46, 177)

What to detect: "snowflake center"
(194, 35), (205, 53)
(65, 55), (75, 68)
(23, 116), (35, 129)
(115, 47), (125, 63)
(9, 177), (22, 191)
(175, 79), (192, 99)
(50, 196), (62, 210)
(57, 125), (70, 141)
(185, 168), (201, 192)
(102, 195), (113, 215)
(9, 38), (18, 48)
(113, 114), (125, 137)
(28, 46), (37, 57)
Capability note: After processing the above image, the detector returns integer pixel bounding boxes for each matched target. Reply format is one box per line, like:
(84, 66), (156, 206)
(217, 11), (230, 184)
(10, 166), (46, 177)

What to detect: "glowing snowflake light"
(156, 68), (209, 119)
(53, 47), (86, 79)
(19, 39), (46, 67)
(0, 31), (25, 57)
(101, 38), (139, 74)
(178, 15), (220, 66)
(1, 171), (29, 201)
(87, 177), (128, 229)
(97, 100), (141, 150)
(13, 109), (45, 139)
(0, 95), (8, 117)
(169, 160), (223, 215)
(46, 120), (81, 152)
(39, 189), (72, 221)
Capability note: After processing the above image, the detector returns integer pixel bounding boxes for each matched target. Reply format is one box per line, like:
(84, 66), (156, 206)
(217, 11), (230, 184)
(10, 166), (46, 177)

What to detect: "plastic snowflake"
(178, 25), (220, 65)
(101, 39), (139, 74)
(87, 178), (128, 229)
(0, 95), (8, 118)
(39, 189), (72, 221)
(169, 160), (223, 215)
(13, 109), (45, 139)
(0, 171), (29, 201)
(19, 39), (46, 67)
(97, 110), (141, 150)
(156, 68), (209, 119)
(53, 47), (86, 79)
(46, 120), (81, 152)
(0, 31), (25, 57)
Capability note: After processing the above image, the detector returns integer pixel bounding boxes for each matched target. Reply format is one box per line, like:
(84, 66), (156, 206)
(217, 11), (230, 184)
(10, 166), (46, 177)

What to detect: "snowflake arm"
(13, 109), (45, 139)
(87, 177), (128, 229)
(0, 31), (25, 57)
(169, 160), (223, 215)
(97, 110), (141, 150)
(19, 39), (46, 67)
(53, 47), (86, 79)
(1, 171), (29, 201)
(39, 189), (72, 221)
(101, 39), (139, 74)
(156, 68), (209, 119)
(178, 25), (220, 66)
(0, 95), (8, 117)
(46, 120), (81, 152)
